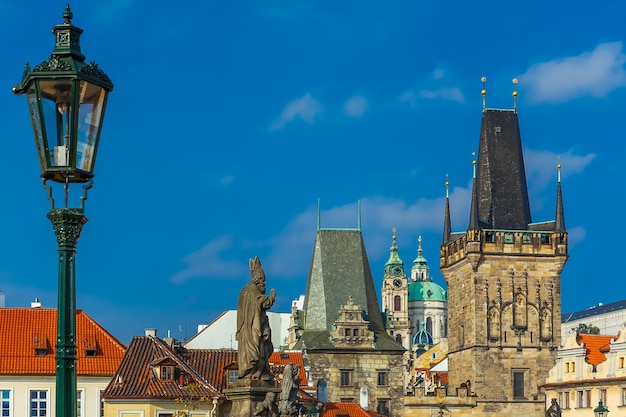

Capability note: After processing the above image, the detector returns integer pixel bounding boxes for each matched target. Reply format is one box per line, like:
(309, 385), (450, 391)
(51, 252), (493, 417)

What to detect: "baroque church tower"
(439, 103), (568, 415)
(381, 229), (411, 350)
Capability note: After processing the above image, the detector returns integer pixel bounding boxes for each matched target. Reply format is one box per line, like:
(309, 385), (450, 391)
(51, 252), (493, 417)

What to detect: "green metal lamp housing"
(594, 401), (609, 417)
(13, 5), (113, 184)
(307, 403), (320, 417)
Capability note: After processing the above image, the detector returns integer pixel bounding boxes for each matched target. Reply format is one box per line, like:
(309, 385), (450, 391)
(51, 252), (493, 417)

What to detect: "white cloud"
(343, 95), (369, 117)
(270, 94), (323, 131)
(399, 91), (416, 107)
(520, 42), (626, 103)
(170, 235), (248, 283)
(524, 148), (596, 192)
(401, 66), (465, 106)
(420, 87), (465, 103)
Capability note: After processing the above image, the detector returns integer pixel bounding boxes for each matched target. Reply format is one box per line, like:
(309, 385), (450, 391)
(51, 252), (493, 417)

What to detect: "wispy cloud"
(401, 67), (465, 106)
(520, 42), (626, 103)
(270, 94), (323, 131)
(524, 148), (596, 192)
(419, 87), (465, 103)
(170, 235), (248, 284)
(343, 95), (369, 117)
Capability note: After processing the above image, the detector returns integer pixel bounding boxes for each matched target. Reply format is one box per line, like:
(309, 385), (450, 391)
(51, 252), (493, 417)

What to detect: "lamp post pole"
(13, 6), (113, 417)
(49, 208), (87, 417)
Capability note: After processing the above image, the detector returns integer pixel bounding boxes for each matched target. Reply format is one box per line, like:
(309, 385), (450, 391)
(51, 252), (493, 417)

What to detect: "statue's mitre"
(249, 256), (265, 280)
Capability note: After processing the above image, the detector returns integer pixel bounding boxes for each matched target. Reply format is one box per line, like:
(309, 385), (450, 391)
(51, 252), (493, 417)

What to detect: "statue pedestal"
(224, 384), (281, 417)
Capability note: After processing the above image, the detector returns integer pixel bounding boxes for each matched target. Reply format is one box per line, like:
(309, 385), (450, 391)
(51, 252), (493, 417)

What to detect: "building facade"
(0, 305), (126, 417)
(543, 329), (626, 416)
(295, 228), (405, 417)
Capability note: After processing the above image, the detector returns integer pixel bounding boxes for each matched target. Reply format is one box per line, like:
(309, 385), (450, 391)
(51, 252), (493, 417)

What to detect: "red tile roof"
(103, 336), (222, 400)
(578, 334), (617, 368)
(0, 307), (126, 376)
(322, 402), (373, 417)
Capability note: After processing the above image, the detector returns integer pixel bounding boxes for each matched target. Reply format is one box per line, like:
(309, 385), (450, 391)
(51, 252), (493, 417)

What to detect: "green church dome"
(408, 280), (447, 302)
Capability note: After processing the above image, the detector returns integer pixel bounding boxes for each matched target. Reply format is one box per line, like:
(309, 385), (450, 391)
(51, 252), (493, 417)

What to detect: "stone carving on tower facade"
(278, 362), (300, 417)
(235, 256), (276, 385)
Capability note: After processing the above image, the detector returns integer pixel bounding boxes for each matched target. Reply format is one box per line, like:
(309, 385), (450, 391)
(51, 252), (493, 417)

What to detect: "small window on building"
(513, 371), (525, 398)
(396, 334), (402, 344)
(35, 347), (48, 356)
(30, 390), (48, 417)
(558, 391), (570, 409)
(76, 389), (84, 417)
(229, 370), (239, 384)
(353, 329), (359, 337)
(620, 357), (625, 369)
(621, 387), (626, 406)
(599, 388), (607, 405)
(340, 370), (352, 386)
(494, 126), (501, 133)
(377, 371), (388, 386)
(576, 390), (591, 408)
(345, 329), (351, 337)
(394, 295), (401, 312)
(1, 389), (11, 417)
(376, 400), (390, 417)
(280, 353), (289, 360)
(161, 365), (174, 380)
(85, 348), (97, 357)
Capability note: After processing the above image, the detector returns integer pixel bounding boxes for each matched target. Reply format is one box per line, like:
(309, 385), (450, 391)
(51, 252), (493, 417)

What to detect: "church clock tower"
(382, 229), (410, 350)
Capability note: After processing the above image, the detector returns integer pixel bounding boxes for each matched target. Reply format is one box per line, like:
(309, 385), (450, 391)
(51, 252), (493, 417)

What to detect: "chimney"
(145, 328), (157, 337)
(31, 297), (42, 308)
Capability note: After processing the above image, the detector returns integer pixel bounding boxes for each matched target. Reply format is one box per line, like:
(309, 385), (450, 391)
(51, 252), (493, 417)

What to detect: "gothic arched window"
(426, 317), (433, 335)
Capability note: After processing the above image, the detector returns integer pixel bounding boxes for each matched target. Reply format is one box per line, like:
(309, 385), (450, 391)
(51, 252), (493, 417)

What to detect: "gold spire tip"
(481, 76), (487, 83)
(392, 227), (397, 234)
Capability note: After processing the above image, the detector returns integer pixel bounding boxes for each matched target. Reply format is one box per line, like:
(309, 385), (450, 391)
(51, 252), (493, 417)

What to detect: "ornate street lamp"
(12, 5), (112, 417)
(307, 403), (320, 417)
(594, 401), (609, 417)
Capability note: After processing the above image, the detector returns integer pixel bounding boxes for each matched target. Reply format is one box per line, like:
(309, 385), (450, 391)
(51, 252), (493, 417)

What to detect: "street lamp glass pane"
(38, 79), (73, 168)
(76, 81), (106, 173)
(26, 89), (47, 172)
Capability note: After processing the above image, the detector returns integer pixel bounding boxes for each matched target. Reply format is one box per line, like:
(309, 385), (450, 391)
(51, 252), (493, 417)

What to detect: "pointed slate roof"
(0, 307), (126, 375)
(300, 229), (403, 351)
(476, 109), (532, 230)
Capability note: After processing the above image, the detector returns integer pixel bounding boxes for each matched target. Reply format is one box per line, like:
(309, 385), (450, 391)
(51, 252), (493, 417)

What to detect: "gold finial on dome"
(557, 157), (562, 183)
(512, 78), (519, 112)
(481, 76), (487, 110)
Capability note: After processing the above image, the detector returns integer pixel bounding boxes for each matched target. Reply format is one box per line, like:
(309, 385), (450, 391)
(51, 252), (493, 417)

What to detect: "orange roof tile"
(578, 334), (617, 368)
(0, 307), (126, 376)
(270, 351), (307, 385)
(322, 402), (372, 417)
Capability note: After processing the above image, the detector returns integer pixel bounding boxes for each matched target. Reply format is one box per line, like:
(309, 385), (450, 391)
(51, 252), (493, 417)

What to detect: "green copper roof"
(385, 231), (405, 277)
(408, 280), (447, 302)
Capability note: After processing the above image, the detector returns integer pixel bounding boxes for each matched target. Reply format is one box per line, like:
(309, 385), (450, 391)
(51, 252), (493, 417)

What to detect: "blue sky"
(1, 1), (624, 344)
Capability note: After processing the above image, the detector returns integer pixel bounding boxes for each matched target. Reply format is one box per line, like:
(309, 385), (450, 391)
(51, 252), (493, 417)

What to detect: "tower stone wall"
(441, 229), (567, 415)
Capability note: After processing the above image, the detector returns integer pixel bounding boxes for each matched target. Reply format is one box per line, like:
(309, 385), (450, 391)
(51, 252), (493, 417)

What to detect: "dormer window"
(35, 347), (48, 356)
(85, 348), (97, 357)
(161, 365), (174, 380)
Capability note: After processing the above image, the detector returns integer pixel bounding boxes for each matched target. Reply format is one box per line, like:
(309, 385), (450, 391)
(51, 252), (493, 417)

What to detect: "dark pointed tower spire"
(555, 163), (566, 232)
(468, 157), (481, 231)
(476, 108), (531, 229)
(442, 176), (451, 244)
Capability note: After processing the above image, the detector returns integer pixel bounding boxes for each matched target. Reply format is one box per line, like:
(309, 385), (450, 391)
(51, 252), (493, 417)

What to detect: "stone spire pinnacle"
(442, 177), (451, 244)
(555, 163), (566, 233)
